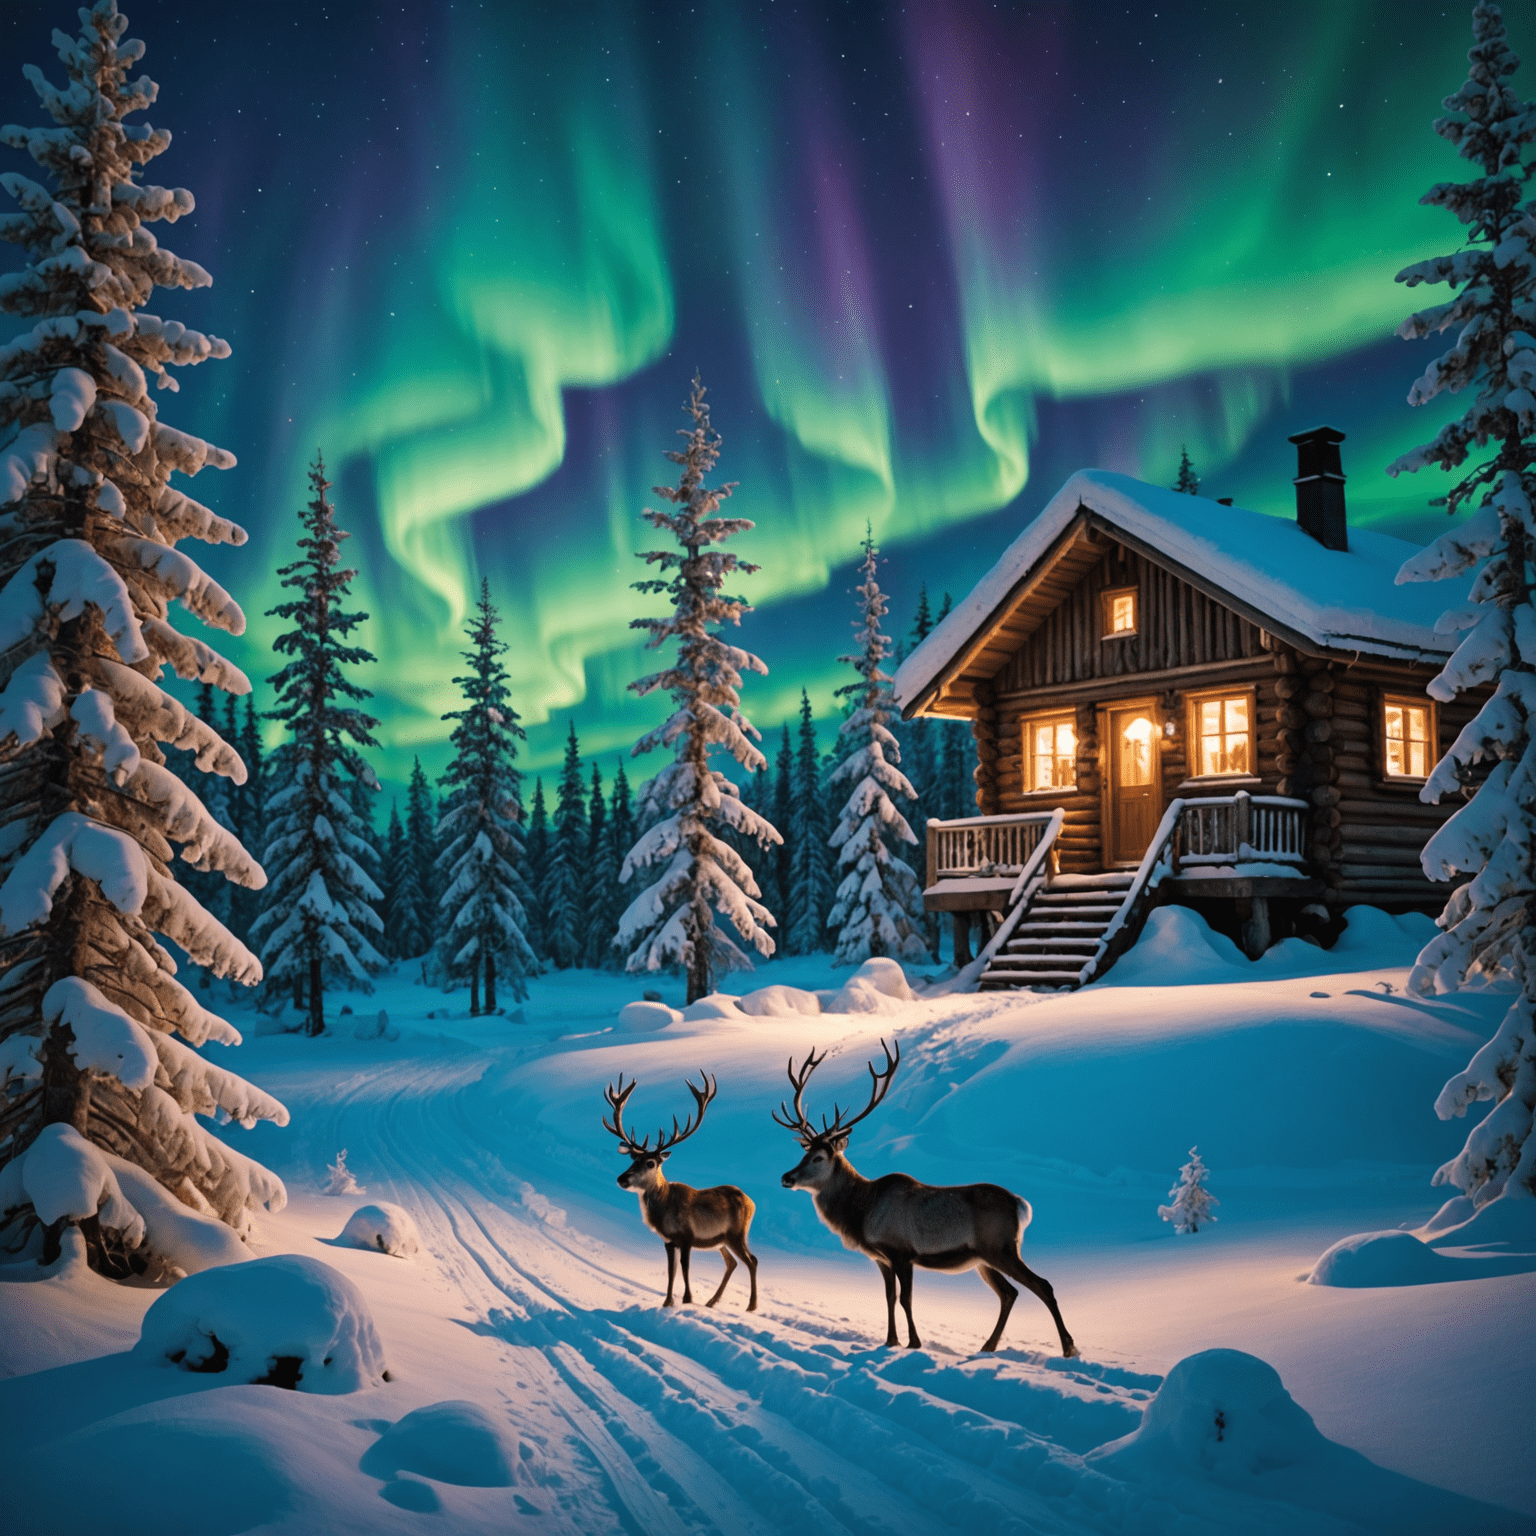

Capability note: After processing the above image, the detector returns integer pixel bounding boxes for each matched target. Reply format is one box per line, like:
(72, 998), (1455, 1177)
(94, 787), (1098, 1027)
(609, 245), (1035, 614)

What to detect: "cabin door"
(1106, 704), (1160, 865)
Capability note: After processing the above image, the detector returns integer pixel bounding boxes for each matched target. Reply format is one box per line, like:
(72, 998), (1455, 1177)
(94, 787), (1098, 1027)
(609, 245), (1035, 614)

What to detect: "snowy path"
(273, 1040), (1162, 1536)
(5, 945), (1535, 1534)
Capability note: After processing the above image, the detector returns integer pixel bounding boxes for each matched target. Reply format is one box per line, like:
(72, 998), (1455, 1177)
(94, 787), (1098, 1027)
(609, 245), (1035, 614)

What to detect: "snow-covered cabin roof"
(893, 469), (1451, 719)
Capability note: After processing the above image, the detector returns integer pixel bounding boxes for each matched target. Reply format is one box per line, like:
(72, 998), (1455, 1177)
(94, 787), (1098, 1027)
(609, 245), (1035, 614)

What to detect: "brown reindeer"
(775, 1040), (1077, 1357)
(603, 1071), (758, 1310)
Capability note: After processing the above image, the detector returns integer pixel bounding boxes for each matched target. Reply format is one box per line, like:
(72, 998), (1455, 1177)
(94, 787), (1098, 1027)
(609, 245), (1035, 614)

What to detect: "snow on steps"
(980, 873), (1136, 991)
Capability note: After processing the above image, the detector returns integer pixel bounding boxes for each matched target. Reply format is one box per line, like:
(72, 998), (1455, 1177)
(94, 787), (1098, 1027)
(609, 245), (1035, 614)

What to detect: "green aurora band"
(0, 0), (1511, 791)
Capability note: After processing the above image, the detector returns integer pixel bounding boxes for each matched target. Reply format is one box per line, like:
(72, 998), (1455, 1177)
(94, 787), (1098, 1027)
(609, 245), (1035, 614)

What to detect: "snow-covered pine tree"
(617, 376), (782, 1002)
(904, 587), (943, 953)
(1388, 1), (1536, 1207)
(403, 755), (438, 954)
(225, 693), (264, 950)
(523, 777), (549, 961)
(188, 681), (232, 987)
(929, 593), (979, 820)
(433, 579), (536, 1013)
(603, 764), (636, 970)
(250, 456), (384, 1037)
(764, 722), (794, 941)
(0, 1), (286, 1270)
(582, 764), (619, 967)
(1158, 1146), (1219, 1233)
(379, 801), (405, 960)
(825, 532), (930, 964)
(1172, 445), (1200, 495)
(541, 722), (585, 969)
(786, 691), (834, 953)
(384, 798), (428, 963)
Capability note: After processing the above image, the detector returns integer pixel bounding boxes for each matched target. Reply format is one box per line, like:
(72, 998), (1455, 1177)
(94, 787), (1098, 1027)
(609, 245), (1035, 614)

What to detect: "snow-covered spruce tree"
(379, 801), (405, 959)
(523, 776), (549, 961)
(582, 764), (620, 967)
(0, 1), (286, 1270)
(1388, 2), (1536, 1207)
(541, 723), (585, 969)
(763, 722), (794, 935)
(787, 691), (835, 954)
(826, 532), (930, 965)
(402, 754), (438, 954)
(1172, 445), (1200, 495)
(433, 579), (535, 1013)
(1158, 1146), (1218, 1234)
(228, 692), (264, 947)
(617, 376), (782, 1003)
(250, 457), (384, 1037)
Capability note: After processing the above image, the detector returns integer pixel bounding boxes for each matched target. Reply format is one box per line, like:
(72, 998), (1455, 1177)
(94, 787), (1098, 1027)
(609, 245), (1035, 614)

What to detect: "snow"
(135, 1254), (388, 1393)
(894, 470), (1457, 715)
(337, 1203), (421, 1258)
(1, 917), (1532, 1531)
(360, 1399), (516, 1487)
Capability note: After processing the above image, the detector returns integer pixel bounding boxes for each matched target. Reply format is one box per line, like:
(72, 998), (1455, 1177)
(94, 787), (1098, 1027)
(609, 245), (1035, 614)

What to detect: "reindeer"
(775, 1040), (1077, 1357)
(603, 1071), (758, 1311)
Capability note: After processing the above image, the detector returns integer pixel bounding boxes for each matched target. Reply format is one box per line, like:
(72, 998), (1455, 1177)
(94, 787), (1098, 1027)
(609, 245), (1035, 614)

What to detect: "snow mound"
(681, 992), (746, 1020)
(822, 957), (919, 1014)
(1416, 1194), (1476, 1235)
(361, 1400), (516, 1486)
(618, 999), (681, 1030)
(1089, 1349), (1323, 1486)
(337, 1202), (421, 1258)
(136, 1254), (387, 1392)
(1306, 1229), (1452, 1287)
(1102, 906), (1244, 985)
(352, 1009), (398, 1042)
(734, 983), (822, 1017)
(1331, 905), (1438, 961)
(1088, 1348), (1522, 1532)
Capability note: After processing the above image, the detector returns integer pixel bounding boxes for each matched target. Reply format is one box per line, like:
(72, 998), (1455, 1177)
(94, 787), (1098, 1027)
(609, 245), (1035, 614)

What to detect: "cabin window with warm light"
(1190, 691), (1253, 777)
(1024, 714), (1077, 792)
(1383, 698), (1432, 780)
(1102, 587), (1137, 638)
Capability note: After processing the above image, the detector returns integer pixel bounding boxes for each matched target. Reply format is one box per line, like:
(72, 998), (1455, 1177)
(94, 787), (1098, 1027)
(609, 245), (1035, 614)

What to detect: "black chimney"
(1288, 425), (1348, 552)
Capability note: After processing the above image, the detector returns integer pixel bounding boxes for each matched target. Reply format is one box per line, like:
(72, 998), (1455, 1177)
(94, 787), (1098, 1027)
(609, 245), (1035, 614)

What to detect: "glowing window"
(1194, 694), (1251, 777)
(1026, 715), (1077, 792)
(1384, 700), (1431, 779)
(1102, 588), (1137, 638)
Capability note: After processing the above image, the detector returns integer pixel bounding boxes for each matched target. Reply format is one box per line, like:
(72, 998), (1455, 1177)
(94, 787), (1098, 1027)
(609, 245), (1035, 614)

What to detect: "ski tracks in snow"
(278, 1044), (1177, 1536)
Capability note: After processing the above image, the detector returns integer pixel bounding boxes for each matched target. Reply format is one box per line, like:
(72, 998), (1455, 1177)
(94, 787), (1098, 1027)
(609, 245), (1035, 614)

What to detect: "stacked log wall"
(998, 542), (1265, 691)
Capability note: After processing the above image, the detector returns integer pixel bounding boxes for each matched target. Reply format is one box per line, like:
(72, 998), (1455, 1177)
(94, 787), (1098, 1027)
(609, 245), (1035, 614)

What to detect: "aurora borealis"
(0, 1), (1512, 791)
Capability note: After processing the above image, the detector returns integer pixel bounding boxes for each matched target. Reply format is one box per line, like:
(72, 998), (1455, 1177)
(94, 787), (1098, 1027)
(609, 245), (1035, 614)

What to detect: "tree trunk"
(293, 970), (304, 1012)
(40, 1023), (91, 1136)
(484, 952), (496, 1013)
(686, 944), (710, 1005)
(307, 954), (324, 1037)
(469, 959), (480, 1017)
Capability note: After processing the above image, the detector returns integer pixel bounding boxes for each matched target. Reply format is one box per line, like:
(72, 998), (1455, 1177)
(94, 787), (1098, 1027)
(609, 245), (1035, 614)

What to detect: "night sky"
(0, 1), (1513, 794)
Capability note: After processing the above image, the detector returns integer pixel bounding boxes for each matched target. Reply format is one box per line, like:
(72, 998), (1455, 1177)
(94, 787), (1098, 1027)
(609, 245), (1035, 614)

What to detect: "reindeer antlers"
(603, 1071), (718, 1157)
(772, 1039), (900, 1147)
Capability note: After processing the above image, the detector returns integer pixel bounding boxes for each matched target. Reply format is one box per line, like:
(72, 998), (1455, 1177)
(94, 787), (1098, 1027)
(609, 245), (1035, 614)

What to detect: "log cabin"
(892, 427), (1477, 989)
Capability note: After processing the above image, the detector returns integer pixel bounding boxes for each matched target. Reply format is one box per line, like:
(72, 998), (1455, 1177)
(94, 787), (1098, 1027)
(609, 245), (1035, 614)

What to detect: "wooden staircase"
(979, 873), (1135, 990)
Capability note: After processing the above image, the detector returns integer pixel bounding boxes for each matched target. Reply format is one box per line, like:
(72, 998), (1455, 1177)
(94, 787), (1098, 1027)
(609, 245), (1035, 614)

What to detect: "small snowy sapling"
(616, 377), (782, 1004)
(325, 1149), (364, 1197)
(1159, 1147), (1219, 1234)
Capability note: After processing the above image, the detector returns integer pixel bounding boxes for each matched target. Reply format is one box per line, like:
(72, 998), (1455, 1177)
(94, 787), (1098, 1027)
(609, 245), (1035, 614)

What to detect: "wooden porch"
(923, 792), (1321, 988)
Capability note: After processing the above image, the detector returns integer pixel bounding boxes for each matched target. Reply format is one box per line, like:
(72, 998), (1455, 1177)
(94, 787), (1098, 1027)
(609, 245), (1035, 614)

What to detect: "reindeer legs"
(679, 1244), (695, 1304)
(705, 1247), (737, 1307)
(664, 1243), (678, 1306)
(979, 1264), (1018, 1352)
(894, 1257), (921, 1349)
(997, 1252), (1078, 1358)
(877, 1261), (900, 1346)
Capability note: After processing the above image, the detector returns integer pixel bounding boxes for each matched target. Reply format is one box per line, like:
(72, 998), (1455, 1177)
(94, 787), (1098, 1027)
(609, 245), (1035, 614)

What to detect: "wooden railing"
(1078, 793), (1311, 986)
(926, 811), (1061, 884)
(1175, 792), (1308, 867)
